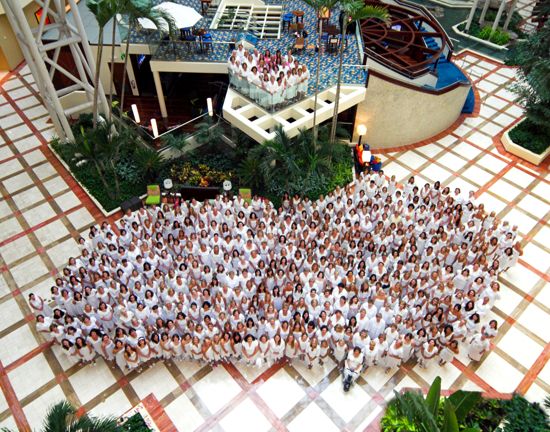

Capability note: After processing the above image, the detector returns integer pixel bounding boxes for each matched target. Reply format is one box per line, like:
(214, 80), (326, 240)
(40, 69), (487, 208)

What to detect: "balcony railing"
(228, 65), (368, 113)
(150, 38), (233, 62)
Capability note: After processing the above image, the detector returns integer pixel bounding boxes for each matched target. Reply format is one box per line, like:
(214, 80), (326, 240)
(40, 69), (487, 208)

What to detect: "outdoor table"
(292, 10), (305, 23)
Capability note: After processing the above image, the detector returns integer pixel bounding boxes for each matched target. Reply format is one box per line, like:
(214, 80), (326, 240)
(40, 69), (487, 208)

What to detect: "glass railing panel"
(151, 39), (233, 62)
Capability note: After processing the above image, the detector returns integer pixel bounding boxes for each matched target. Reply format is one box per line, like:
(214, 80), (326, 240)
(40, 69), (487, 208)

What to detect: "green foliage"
(476, 25), (510, 45)
(381, 376), (482, 432)
(133, 146), (165, 183)
(507, 22), (550, 140)
(44, 400), (118, 432)
(118, 413), (152, 431)
(169, 162), (232, 187)
(239, 125), (353, 204)
(500, 394), (549, 432)
(53, 114), (152, 211)
(508, 119), (550, 155)
(381, 404), (420, 432)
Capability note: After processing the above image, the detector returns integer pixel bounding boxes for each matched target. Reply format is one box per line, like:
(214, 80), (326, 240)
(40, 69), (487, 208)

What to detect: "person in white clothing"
(343, 347), (364, 391)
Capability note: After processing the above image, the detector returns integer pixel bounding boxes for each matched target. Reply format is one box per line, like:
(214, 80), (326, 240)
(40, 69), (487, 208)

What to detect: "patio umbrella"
(139, 2), (202, 30)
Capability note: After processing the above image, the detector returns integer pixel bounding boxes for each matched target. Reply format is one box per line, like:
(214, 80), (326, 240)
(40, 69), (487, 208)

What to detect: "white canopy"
(138, 2), (202, 30)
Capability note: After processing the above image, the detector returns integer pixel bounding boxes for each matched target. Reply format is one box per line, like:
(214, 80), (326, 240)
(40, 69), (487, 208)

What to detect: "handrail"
(393, 0), (455, 51)
(360, 0), (454, 81)
(368, 68), (470, 95)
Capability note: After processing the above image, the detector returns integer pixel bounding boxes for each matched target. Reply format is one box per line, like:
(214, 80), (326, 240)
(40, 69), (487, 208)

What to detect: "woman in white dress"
(384, 339), (403, 373)
(285, 334), (299, 364)
(269, 334), (285, 364)
(242, 335), (259, 366)
(28, 293), (52, 317)
(305, 337), (320, 369)
(74, 337), (96, 365)
(247, 66), (262, 103)
(124, 345), (139, 371)
(101, 334), (115, 363)
(419, 339), (439, 368)
(467, 333), (489, 361)
(113, 339), (126, 370)
(333, 339), (348, 366)
(439, 340), (459, 366)
(285, 69), (297, 102)
(319, 339), (330, 365)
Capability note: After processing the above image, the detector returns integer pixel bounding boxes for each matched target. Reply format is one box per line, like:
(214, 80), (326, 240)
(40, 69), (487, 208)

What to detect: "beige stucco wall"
(0, 2), (39, 71)
(354, 73), (471, 149)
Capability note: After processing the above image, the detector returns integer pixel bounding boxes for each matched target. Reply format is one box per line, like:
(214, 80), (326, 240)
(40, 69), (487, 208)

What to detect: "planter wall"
(452, 22), (509, 51)
(501, 122), (550, 165)
(48, 143), (146, 217)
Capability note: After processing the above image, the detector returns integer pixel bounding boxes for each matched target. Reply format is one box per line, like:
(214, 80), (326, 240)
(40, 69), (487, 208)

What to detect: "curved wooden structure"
(360, 0), (452, 79)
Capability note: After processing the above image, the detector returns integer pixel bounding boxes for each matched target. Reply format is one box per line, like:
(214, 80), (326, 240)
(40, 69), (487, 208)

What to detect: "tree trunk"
(312, 17), (324, 148)
(108, 18), (117, 122)
(119, 23), (133, 113)
(492, 0), (507, 31)
(330, 19), (348, 142)
(93, 26), (105, 129)
(478, 0), (491, 26)
(465, 0), (481, 32)
(110, 159), (121, 198)
(93, 160), (115, 199)
(503, 0), (519, 30)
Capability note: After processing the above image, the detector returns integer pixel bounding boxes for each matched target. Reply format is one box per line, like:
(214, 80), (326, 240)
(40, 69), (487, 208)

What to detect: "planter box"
(501, 122), (550, 165)
(452, 21), (509, 51)
(48, 143), (146, 217)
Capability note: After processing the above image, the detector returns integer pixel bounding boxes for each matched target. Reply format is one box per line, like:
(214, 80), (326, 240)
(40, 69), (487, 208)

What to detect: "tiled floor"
(0, 48), (549, 431)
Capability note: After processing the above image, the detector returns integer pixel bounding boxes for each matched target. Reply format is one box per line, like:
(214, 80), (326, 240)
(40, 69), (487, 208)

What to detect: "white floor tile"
(10, 254), (49, 288)
(0, 297), (24, 332)
(287, 402), (339, 432)
(517, 303), (550, 343)
(475, 352), (524, 393)
(90, 389), (132, 419)
(321, 377), (371, 422)
(130, 362), (179, 401)
(219, 397), (272, 432)
(8, 353), (54, 400)
(0, 235), (34, 265)
(68, 358), (117, 405)
(22, 385), (66, 431)
(0, 324), (39, 365)
(192, 366), (242, 414)
(257, 369), (306, 417)
(497, 326), (544, 369)
(476, 153), (509, 174)
(164, 393), (204, 431)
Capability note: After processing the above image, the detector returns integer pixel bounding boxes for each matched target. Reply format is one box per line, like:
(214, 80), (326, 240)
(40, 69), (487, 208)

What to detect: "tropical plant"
(506, 21), (550, 153)
(0, 400), (119, 432)
(119, 0), (177, 113)
(133, 146), (166, 183)
(241, 125), (352, 200)
(87, 0), (119, 128)
(330, 1), (389, 142)
(302, 0), (339, 147)
(382, 376), (482, 432)
(500, 394), (549, 431)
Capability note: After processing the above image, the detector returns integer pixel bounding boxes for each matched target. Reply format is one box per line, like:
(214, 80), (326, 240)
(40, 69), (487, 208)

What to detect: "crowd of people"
(30, 170), (522, 384)
(228, 44), (310, 109)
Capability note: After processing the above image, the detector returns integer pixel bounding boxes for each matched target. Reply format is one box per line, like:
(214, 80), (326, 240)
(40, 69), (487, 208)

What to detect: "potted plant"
(502, 22), (550, 165)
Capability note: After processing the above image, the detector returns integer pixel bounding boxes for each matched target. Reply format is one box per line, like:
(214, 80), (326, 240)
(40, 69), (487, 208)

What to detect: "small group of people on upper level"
(227, 44), (310, 109)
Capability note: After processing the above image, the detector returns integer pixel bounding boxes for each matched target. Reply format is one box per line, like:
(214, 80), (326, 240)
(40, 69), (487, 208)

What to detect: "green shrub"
(119, 412), (152, 431)
(478, 25), (494, 40)
(476, 26), (510, 46)
(508, 120), (550, 154)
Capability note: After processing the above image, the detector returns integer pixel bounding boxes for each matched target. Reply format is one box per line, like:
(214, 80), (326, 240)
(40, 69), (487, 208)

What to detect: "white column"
(152, 70), (168, 118)
(492, 0), (508, 31)
(465, 0), (481, 32)
(503, 0), (519, 30)
(478, 0), (492, 26)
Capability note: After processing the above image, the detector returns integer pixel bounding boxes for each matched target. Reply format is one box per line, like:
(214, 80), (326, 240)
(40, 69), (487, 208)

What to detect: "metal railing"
(228, 65), (367, 113)
(150, 38), (234, 62)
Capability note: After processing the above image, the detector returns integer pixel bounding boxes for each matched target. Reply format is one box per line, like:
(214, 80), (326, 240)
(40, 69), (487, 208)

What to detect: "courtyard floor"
(0, 48), (548, 431)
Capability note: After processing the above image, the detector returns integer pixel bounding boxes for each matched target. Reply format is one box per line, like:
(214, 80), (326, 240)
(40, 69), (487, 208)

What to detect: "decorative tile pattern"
(0, 45), (548, 432)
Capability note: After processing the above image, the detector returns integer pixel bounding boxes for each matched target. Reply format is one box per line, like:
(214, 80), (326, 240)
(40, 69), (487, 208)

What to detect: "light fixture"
(131, 104), (140, 123)
(207, 97), (213, 117)
(151, 118), (159, 138)
(357, 124), (367, 146)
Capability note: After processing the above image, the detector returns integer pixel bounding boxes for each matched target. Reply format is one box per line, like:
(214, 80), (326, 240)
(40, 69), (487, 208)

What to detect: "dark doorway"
(108, 62), (132, 97)
(130, 54), (155, 96)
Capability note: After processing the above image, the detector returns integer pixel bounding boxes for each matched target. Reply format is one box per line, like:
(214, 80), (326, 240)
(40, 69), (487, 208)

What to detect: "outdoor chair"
(282, 13), (293, 31)
(145, 185), (161, 206)
(202, 33), (213, 53)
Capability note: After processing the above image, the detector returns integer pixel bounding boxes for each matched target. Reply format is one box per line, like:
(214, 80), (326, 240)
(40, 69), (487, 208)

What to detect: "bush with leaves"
(506, 22), (550, 154)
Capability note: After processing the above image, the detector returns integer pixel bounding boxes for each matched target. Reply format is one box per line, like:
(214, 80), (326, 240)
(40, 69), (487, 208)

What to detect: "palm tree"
(329, 1), (389, 142)
(303, 0), (339, 148)
(66, 121), (121, 199)
(118, 0), (177, 113)
(1, 400), (119, 432)
(87, 0), (119, 128)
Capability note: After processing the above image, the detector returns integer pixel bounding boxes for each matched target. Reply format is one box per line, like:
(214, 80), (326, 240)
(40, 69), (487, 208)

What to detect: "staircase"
(211, 3), (282, 39)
